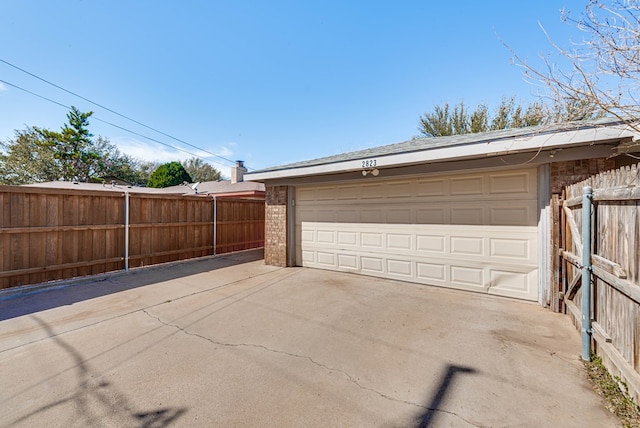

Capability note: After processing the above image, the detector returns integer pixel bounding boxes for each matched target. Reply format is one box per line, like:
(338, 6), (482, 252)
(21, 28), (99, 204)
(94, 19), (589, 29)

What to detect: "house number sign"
(361, 159), (377, 168)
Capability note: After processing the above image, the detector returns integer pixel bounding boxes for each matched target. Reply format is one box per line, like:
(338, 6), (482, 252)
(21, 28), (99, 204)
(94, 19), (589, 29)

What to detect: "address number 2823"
(362, 159), (377, 168)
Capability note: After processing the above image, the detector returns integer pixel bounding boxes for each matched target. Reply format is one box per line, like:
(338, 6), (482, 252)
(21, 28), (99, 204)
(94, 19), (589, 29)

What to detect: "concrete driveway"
(0, 250), (618, 427)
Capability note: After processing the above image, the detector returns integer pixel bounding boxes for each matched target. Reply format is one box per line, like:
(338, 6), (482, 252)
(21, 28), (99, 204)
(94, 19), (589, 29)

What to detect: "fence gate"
(555, 164), (640, 402)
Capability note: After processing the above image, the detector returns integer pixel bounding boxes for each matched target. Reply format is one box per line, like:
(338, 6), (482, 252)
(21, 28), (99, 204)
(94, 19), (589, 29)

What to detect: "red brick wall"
(550, 158), (614, 195)
(265, 185), (288, 267)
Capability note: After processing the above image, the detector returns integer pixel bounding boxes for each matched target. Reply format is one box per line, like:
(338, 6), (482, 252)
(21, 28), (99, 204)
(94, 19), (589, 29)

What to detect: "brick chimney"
(231, 160), (247, 184)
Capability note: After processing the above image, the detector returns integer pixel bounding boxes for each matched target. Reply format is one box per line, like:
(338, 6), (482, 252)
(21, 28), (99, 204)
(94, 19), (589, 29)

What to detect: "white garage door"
(295, 168), (539, 301)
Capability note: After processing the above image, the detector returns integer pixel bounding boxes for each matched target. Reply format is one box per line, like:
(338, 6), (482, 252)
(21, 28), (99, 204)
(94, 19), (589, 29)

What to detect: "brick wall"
(265, 185), (288, 267)
(550, 158), (614, 194)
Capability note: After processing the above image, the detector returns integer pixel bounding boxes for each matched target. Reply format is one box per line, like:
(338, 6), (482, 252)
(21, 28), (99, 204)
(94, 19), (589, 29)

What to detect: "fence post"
(124, 191), (130, 271)
(550, 194), (561, 312)
(213, 197), (217, 256)
(581, 186), (593, 361)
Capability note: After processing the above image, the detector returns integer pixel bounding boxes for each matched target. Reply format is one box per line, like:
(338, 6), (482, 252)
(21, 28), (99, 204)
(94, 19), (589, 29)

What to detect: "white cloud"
(0, 82), (7, 92)
(113, 137), (187, 162)
(112, 137), (235, 172)
(215, 145), (233, 158)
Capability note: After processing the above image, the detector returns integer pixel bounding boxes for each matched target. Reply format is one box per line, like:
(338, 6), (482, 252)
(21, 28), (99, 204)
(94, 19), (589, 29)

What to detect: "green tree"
(0, 127), (61, 184)
(417, 97), (596, 138)
(131, 160), (161, 186)
(470, 104), (489, 134)
(146, 161), (192, 188)
(39, 107), (100, 181)
(182, 157), (222, 182)
(0, 107), (151, 185)
(419, 103), (454, 137)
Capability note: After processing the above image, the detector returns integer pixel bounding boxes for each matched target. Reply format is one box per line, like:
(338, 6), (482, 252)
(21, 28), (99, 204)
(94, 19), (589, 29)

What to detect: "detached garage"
(246, 118), (639, 305)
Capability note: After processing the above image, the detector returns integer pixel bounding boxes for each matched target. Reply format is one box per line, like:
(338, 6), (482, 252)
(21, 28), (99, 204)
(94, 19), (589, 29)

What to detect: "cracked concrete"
(141, 307), (441, 417)
(0, 252), (620, 427)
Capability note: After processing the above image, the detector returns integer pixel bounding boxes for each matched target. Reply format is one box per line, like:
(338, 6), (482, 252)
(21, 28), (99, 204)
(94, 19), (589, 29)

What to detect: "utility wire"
(0, 79), (231, 169)
(0, 58), (249, 169)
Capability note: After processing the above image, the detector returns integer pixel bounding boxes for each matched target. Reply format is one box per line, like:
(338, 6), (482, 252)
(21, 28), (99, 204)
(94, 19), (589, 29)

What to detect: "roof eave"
(245, 124), (636, 182)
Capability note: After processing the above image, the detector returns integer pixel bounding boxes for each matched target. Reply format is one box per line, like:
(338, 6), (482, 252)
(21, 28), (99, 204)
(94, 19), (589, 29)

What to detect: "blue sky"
(0, 1), (588, 177)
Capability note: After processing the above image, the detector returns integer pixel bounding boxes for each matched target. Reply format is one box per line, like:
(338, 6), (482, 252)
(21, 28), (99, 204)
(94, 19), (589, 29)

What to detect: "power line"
(0, 58), (250, 169)
(0, 79), (231, 169)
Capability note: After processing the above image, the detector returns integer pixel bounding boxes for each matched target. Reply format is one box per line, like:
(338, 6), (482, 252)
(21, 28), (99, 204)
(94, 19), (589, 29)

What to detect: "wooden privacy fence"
(554, 163), (640, 401)
(0, 186), (265, 290)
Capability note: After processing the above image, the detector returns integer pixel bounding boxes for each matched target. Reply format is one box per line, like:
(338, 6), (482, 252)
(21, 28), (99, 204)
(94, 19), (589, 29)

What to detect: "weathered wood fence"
(554, 163), (640, 401)
(0, 186), (265, 290)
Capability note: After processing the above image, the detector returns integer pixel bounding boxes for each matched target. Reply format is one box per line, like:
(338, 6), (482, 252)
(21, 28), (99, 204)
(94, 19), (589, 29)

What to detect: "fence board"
(1, 186), (264, 289)
(215, 198), (265, 254)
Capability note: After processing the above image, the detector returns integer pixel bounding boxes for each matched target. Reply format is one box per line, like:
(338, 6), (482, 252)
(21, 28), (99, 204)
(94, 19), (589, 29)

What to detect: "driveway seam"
(141, 309), (487, 428)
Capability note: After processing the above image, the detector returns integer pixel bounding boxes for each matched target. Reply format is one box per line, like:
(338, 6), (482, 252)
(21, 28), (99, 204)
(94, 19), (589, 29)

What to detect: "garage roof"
(246, 117), (638, 182)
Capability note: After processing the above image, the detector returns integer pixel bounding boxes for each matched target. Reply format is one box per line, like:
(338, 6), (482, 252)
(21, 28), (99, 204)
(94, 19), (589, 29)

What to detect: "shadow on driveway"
(0, 249), (263, 322)
(6, 315), (187, 428)
(414, 364), (477, 427)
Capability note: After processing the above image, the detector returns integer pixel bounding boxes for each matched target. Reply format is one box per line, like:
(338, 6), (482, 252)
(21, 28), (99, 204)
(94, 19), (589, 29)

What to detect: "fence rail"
(557, 163), (640, 402)
(0, 186), (265, 289)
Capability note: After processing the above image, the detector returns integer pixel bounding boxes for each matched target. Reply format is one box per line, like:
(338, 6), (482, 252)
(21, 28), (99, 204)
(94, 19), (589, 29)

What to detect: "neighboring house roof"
(246, 117), (639, 181)
(159, 180), (265, 197)
(21, 181), (170, 193)
(22, 180), (265, 197)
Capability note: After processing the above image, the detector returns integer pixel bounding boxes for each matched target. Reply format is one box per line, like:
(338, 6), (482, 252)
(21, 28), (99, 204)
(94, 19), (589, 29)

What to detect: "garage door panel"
(451, 207), (484, 225)
(387, 208), (412, 223)
(362, 257), (384, 273)
(338, 254), (358, 269)
(416, 235), (446, 253)
(301, 229), (315, 243)
(337, 210), (359, 222)
(387, 233), (413, 250)
(417, 208), (446, 223)
(488, 269), (537, 300)
(361, 232), (383, 248)
(489, 172), (530, 194)
(317, 188), (336, 200)
(337, 186), (359, 200)
(387, 259), (413, 277)
(361, 184), (385, 198)
(316, 210), (337, 222)
(297, 208), (317, 222)
(489, 202), (537, 226)
(416, 178), (446, 196)
(490, 237), (531, 260)
(450, 236), (484, 256)
(302, 250), (315, 263)
(337, 231), (358, 246)
(417, 262), (446, 281)
(387, 181), (414, 198)
(298, 188), (317, 201)
(361, 209), (383, 223)
(316, 252), (336, 266)
(317, 230), (335, 244)
(450, 176), (484, 195)
(451, 265), (485, 288)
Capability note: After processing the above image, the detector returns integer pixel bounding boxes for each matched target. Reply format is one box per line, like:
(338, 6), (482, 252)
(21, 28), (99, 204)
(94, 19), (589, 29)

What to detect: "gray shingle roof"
(159, 180), (264, 195)
(250, 117), (627, 174)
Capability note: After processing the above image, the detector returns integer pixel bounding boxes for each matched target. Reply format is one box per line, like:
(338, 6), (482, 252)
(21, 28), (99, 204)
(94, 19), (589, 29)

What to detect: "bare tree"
(182, 157), (222, 182)
(514, 0), (640, 127)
